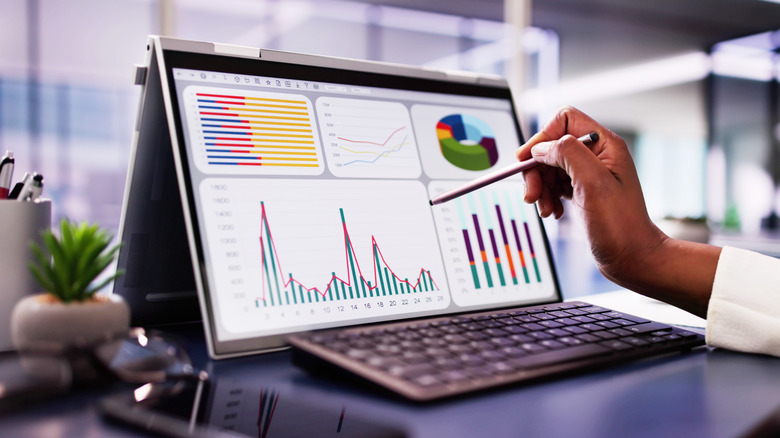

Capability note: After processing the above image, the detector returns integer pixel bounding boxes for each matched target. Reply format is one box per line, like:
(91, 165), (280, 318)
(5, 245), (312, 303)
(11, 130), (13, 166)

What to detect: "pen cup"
(0, 199), (51, 351)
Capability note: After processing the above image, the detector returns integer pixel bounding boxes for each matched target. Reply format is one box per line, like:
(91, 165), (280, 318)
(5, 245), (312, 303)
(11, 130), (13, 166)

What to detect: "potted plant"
(10, 219), (129, 355)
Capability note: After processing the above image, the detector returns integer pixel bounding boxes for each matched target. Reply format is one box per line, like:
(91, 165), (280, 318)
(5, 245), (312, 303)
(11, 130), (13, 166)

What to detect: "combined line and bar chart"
(257, 202), (438, 308)
(184, 86), (324, 175)
(199, 178), (449, 333)
(430, 181), (556, 307)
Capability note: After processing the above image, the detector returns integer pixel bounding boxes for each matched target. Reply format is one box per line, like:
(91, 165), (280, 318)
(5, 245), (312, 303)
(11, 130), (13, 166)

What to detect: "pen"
(16, 173), (43, 202)
(8, 172), (30, 200)
(429, 132), (598, 206)
(0, 150), (14, 200)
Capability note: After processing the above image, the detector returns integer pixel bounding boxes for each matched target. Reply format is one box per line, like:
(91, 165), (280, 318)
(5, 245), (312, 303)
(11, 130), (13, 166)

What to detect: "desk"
(3, 321), (780, 437)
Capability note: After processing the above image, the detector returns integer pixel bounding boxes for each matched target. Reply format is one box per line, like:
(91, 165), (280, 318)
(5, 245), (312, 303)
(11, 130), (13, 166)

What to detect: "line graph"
(316, 97), (422, 178)
(199, 178), (449, 334)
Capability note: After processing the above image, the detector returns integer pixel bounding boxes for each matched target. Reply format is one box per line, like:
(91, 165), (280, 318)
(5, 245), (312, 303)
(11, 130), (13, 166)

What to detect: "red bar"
(197, 93), (246, 100)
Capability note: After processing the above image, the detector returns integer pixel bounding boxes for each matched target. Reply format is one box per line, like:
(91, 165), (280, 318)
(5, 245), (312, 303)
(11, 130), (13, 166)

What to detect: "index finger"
(517, 106), (607, 161)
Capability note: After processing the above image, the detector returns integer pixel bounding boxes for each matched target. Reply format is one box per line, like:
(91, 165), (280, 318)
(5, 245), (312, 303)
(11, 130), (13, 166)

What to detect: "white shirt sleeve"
(706, 246), (780, 356)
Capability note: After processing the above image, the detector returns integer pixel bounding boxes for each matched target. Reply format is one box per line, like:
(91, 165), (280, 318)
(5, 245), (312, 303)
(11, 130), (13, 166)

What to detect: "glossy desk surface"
(3, 320), (780, 438)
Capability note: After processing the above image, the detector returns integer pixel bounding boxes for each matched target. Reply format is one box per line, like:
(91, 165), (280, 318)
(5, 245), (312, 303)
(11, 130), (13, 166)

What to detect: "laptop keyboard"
(289, 301), (705, 401)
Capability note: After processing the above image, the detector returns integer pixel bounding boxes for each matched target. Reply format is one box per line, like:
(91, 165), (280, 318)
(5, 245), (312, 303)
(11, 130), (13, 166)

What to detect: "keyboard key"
(624, 322), (672, 335)
(540, 340), (566, 349)
(591, 331), (617, 340)
(508, 344), (611, 369)
(521, 323), (546, 331)
(607, 328), (632, 336)
(558, 337), (585, 346)
(599, 340), (633, 351)
(509, 334), (535, 343)
(574, 333), (601, 343)
(595, 321), (620, 329)
(621, 337), (650, 347)
(554, 318), (579, 326)
(571, 315), (597, 323)
(519, 343), (548, 354)
(528, 331), (554, 341)
(545, 328), (569, 337)
(578, 305), (610, 313)
(562, 326), (588, 335)
(611, 318), (637, 326)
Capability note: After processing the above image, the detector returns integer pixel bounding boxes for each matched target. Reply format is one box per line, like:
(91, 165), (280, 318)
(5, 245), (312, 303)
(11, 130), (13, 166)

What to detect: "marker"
(8, 172), (30, 200)
(16, 173), (43, 202)
(0, 150), (14, 200)
(429, 132), (598, 206)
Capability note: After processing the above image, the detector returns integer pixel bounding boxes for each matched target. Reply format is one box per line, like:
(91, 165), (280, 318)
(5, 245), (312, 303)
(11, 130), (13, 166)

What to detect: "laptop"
(116, 35), (704, 401)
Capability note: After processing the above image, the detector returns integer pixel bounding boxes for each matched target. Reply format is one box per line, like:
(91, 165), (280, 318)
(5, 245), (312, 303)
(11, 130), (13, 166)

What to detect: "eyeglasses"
(1, 327), (206, 411)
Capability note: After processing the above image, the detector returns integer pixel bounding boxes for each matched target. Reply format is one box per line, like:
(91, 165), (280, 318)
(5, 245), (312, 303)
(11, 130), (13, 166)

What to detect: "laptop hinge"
(214, 43), (261, 58)
(133, 65), (148, 86)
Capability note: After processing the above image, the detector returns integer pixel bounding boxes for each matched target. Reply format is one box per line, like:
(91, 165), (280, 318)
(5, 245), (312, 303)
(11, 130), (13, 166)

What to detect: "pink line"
(336, 126), (406, 147)
(258, 203), (437, 301)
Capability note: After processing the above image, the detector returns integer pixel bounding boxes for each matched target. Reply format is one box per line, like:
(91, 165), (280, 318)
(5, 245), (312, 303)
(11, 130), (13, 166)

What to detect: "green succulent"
(28, 219), (124, 303)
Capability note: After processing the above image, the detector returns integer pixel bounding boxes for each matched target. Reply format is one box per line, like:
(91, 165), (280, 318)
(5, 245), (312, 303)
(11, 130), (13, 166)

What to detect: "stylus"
(428, 132), (598, 206)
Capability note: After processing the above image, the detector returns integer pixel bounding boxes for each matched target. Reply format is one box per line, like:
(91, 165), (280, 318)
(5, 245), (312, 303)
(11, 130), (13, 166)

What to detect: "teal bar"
(376, 247), (387, 296)
(285, 291), (290, 305)
(405, 279), (411, 294)
(299, 284), (305, 303)
(308, 289), (312, 303)
(383, 268), (392, 297)
(261, 251), (276, 307)
(339, 280), (346, 301)
(349, 286), (354, 299)
(367, 281), (373, 297)
(290, 275), (297, 304)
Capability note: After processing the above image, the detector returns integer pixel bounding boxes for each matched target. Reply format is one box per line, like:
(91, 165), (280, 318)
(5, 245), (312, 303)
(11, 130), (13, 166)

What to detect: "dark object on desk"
(0, 352), (71, 413)
(100, 376), (407, 438)
(289, 302), (705, 401)
(743, 404), (780, 438)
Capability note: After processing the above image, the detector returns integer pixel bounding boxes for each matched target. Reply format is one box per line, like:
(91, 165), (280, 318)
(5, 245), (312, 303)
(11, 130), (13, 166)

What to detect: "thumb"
(530, 135), (606, 184)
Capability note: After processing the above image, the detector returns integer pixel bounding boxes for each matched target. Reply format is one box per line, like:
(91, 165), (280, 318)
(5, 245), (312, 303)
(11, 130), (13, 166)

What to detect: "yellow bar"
(248, 132), (314, 139)
(255, 156), (319, 162)
(244, 96), (307, 105)
(216, 144), (317, 150)
(223, 106), (308, 116)
(244, 150), (317, 156)
(245, 120), (311, 128)
(233, 114), (310, 122)
(242, 126), (312, 132)
(242, 102), (308, 110)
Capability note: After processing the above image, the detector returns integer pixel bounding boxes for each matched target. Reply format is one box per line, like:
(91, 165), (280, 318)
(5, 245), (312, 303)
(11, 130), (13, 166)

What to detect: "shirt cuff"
(706, 246), (780, 357)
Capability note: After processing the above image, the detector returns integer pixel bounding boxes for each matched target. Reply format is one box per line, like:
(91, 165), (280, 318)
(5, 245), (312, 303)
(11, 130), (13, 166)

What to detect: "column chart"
(429, 180), (557, 307)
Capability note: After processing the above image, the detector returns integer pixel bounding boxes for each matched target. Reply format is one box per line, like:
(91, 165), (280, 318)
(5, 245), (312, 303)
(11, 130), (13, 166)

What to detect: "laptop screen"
(158, 42), (560, 357)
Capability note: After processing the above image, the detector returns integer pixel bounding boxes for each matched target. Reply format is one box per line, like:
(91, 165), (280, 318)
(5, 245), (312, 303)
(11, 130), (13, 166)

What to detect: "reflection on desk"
(3, 322), (780, 438)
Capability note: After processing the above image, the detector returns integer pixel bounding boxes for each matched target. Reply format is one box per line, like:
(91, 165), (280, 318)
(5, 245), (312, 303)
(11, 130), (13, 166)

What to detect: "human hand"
(516, 106), (667, 288)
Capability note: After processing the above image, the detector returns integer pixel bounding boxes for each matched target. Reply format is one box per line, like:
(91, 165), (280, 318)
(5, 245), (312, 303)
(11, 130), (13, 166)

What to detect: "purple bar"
(462, 229), (477, 265)
(523, 222), (536, 256)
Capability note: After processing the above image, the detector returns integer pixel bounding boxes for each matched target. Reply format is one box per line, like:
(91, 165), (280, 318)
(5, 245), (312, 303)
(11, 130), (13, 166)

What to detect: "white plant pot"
(11, 293), (130, 352)
(10, 293), (131, 384)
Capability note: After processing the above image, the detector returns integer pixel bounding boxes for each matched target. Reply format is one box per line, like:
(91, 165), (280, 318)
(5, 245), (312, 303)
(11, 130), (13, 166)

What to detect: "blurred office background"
(1, 0), (779, 298)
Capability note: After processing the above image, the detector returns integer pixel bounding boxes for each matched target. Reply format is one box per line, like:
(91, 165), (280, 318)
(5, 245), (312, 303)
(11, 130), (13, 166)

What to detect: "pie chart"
(436, 114), (499, 171)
